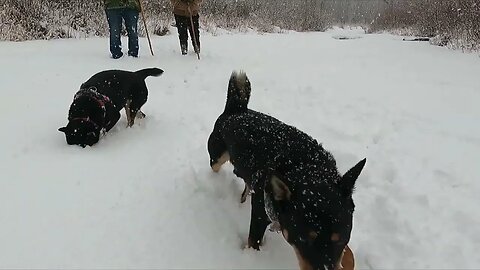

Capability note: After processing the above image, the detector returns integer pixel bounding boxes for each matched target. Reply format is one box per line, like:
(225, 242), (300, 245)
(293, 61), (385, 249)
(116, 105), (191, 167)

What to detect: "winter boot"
(193, 41), (200, 54)
(180, 43), (188, 55)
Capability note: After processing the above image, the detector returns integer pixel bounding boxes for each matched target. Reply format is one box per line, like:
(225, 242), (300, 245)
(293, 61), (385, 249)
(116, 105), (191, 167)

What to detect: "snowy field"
(1, 27), (479, 269)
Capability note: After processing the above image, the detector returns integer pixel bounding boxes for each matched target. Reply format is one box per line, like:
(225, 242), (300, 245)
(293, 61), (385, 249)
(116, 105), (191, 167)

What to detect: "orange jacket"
(170, 0), (202, 17)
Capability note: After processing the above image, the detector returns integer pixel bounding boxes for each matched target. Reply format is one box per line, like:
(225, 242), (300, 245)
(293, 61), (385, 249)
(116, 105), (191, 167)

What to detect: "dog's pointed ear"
(271, 175), (291, 201)
(58, 127), (68, 133)
(339, 158), (366, 197)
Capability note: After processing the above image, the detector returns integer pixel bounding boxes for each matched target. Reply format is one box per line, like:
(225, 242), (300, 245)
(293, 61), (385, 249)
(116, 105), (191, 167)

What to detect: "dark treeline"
(1, 0), (478, 51)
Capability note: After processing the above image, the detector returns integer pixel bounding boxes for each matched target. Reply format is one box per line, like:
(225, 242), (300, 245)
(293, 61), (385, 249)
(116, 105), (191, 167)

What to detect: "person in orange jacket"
(170, 0), (202, 55)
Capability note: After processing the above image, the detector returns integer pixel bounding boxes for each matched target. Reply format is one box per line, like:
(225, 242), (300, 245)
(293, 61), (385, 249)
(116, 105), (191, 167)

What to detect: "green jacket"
(104, 0), (140, 11)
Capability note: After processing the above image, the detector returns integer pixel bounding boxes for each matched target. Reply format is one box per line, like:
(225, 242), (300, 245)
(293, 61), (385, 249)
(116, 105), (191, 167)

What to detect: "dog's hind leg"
(127, 104), (142, 127)
(247, 190), (270, 250)
(127, 87), (148, 126)
(128, 83), (148, 124)
(124, 99), (133, 127)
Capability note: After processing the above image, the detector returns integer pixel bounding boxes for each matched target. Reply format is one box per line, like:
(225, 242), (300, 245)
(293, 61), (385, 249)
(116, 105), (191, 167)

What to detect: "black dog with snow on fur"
(59, 68), (164, 147)
(207, 71), (366, 270)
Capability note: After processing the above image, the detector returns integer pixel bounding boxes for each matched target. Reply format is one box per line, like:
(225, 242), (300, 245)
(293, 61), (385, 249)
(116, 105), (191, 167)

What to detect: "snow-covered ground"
(1, 27), (479, 269)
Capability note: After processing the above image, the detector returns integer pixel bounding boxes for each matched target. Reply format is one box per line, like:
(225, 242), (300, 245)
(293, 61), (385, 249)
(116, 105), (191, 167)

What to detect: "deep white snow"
(1, 27), (479, 269)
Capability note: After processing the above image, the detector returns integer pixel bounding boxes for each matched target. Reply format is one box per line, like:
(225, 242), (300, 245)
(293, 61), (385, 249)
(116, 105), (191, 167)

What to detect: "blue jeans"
(105, 8), (139, 58)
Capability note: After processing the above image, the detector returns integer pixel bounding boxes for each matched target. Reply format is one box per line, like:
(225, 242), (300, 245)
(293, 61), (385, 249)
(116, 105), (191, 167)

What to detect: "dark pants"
(174, 14), (200, 53)
(105, 8), (139, 58)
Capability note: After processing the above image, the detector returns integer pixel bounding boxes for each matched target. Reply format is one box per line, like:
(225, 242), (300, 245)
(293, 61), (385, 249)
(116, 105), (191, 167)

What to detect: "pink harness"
(72, 87), (113, 132)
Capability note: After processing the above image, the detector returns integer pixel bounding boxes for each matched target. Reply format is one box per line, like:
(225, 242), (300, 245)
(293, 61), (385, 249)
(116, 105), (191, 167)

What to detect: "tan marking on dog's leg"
(337, 245), (355, 270)
(211, 152), (230, 172)
(293, 245), (314, 270)
(336, 249), (345, 270)
(331, 233), (340, 242)
(124, 99), (132, 127)
(308, 231), (319, 242)
(282, 229), (289, 241)
(240, 184), (250, 203)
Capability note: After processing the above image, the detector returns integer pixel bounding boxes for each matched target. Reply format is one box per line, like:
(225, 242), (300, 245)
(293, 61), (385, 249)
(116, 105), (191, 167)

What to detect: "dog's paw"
(268, 221), (281, 233)
(243, 243), (259, 251)
(246, 238), (262, 250)
(136, 110), (146, 119)
(211, 164), (221, 173)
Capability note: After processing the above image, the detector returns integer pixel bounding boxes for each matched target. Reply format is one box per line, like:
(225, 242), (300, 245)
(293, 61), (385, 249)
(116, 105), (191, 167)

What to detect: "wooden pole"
(188, 6), (200, 60)
(138, 0), (154, 56)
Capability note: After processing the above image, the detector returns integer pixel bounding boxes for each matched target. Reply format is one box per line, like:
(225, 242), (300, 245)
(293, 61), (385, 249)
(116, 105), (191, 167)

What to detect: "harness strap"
(72, 87), (113, 132)
(74, 87), (113, 113)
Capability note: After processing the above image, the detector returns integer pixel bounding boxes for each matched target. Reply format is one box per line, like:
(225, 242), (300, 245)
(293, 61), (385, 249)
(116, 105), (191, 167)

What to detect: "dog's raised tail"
(135, 68), (164, 80)
(224, 70), (251, 114)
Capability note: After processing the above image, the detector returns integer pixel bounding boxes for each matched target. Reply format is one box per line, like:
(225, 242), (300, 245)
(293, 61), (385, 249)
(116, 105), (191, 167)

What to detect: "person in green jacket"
(104, 0), (140, 59)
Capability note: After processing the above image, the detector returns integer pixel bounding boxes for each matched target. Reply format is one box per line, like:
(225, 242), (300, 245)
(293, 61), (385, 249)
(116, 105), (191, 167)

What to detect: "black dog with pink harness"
(59, 68), (164, 147)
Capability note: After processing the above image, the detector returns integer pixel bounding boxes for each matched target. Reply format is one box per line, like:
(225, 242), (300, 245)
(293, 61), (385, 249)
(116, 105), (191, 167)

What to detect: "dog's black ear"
(339, 158), (366, 197)
(58, 127), (68, 133)
(271, 175), (291, 201)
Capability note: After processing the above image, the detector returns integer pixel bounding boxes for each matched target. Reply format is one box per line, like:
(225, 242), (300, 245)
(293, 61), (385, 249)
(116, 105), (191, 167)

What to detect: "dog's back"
(212, 71), (339, 186)
(80, 68), (163, 106)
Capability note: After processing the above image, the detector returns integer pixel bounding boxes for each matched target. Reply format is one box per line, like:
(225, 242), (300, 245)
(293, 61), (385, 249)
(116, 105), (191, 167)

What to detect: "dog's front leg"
(105, 109), (121, 132)
(233, 167), (251, 203)
(240, 184), (250, 203)
(247, 190), (270, 250)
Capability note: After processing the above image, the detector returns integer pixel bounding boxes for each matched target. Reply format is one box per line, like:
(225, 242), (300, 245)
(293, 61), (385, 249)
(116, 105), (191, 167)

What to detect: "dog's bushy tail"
(224, 71), (251, 115)
(135, 68), (164, 80)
